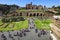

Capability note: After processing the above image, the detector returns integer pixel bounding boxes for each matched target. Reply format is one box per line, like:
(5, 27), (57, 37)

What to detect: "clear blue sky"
(0, 0), (60, 7)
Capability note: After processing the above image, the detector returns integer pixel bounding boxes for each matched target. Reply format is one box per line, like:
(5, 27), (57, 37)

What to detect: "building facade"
(26, 2), (43, 10)
(10, 11), (53, 18)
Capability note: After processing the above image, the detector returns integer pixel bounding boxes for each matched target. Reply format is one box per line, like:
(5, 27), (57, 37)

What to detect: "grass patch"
(13, 20), (28, 30)
(0, 19), (3, 25)
(34, 19), (51, 30)
(16, 9), (44, 13)
(0, 20), (28, 32)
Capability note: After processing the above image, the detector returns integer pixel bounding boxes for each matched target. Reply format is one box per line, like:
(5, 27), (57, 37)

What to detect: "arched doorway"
(20, 12), (22, 16)
(43, 14), (45, 16)
(27, 13), (28, 16)
(37, 13), (39, 16)
(33, 13), (36, 16)
(13, 14), (15, 16)
(40, 13), (42, 16)
(30, 13), (32, 16)
(16, 14), (18, 16)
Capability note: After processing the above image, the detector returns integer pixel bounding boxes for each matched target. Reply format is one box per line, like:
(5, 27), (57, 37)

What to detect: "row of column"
(27, 13), (43, 16)
(12, 12), (51, 17)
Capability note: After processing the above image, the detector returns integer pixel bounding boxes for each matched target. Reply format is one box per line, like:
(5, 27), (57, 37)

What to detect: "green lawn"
(16, 9), (44, 13)
(0, 20), (28, 31)
(13, 20), (28, 30)
(34, 19), (51, 30)
(0, 19), (3, 25)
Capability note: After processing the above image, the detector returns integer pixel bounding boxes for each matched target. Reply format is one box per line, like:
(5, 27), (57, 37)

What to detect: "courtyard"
(0, 16), (52, 40)
(0, 0), (60, 40)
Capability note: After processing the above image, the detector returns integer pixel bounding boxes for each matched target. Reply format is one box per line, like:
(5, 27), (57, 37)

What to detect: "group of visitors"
(35, 29), (47, 37)
(1, 34), (7, 40)
(0, 28), (30, 40)
(0, 18), (51, 40)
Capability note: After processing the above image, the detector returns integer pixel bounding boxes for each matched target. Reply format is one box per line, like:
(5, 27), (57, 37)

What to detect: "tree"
(52, 5), (55, 8)
(0, 4), (19, 15)
(56, 10), (60, 15)
(57, 6), (60, 9)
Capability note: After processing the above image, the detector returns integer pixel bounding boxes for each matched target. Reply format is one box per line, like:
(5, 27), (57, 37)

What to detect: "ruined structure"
(26, 2), (43, 10)
(51, 16), (60, 40)
(6, 2), (54, 17)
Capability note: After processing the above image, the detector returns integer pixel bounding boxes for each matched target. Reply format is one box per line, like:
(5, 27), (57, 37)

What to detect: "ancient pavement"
(0, 18), (51, 40)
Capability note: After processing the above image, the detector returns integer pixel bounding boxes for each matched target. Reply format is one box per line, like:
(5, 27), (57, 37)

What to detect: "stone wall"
(11, 12), (53, 17)
(51, 18), (60, 40)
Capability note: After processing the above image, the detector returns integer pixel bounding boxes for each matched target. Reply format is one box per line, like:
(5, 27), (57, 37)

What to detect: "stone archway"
(16, 14), (18, 16)
(33, 13), (36, 16)
(27, 13), (28, 16)
(20, 12), (22, 16)
(30, 13), (32, 16)
(40, 13), (42, 16)
(37, 13), (39, 16)
(13, 14), (15, 16)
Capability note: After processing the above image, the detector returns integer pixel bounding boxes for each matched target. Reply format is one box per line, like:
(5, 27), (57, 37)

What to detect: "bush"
(20, 17), (25, 21)
(2, 17), (25, 23)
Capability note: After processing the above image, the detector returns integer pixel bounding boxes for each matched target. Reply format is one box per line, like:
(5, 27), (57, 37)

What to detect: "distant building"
(9, 2), (54, 17)
(37, 5), (43, 10)
(32, 5), (37, 9)
(10, 5), (19, 12)
(26, 2), (32, 9)
(26, 2), (43, 10)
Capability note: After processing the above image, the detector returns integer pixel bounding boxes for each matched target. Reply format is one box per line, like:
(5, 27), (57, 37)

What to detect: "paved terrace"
(0, 18), (51, 40)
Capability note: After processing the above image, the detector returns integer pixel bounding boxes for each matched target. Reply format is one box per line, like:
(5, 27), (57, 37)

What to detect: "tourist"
(18, 37), (20, 40)
(50, 36), (53, 40)
(19, 33), (23, 37)
(24, 28), (30, 32)
(41, 29), (46, 35)
(38, 32), (41, 37)
(30, 26), (32, 29)
(14, 33), (16, 36)
(12, 37), (15, 40)
(17, 32), (19, 36)
(35, 29), (38, 33)
(9, 33), (13, 38)
(23, 32), (26, 36)
(1, 34), (7, 40)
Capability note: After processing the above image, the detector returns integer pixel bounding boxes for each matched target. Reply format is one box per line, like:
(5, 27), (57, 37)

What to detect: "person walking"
(38, 32), (41, 37)
(35, 29), (38, 33)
